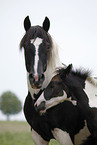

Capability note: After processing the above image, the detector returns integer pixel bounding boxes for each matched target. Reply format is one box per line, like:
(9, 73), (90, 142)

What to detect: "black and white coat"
(21, 16), (97, 145)
(24, 65), (97, 145)
(34, 65), (97, 144)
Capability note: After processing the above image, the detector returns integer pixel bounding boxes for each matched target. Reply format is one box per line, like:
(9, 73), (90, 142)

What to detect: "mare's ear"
(42, 17), (50, 32)
(24, 16), (31, 31)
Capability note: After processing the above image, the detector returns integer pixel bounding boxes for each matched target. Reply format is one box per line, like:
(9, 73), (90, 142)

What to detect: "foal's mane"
(57, 66), (90, 80)
(56, 66), (91, 89)
(71, 68), (90, 81)
(57, 66), (97, 88)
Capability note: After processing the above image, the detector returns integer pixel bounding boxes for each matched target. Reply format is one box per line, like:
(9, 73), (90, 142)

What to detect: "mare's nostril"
(40, 74), (45, 80)
(29, 73), (34, 80)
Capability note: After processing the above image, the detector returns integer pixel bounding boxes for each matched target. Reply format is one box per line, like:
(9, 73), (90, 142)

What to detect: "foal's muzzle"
(35, 101), (46, 112)
(29, 73), (45, 89)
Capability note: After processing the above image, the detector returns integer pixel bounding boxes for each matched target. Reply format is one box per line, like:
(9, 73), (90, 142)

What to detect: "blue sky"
(0, 0), (97, 120)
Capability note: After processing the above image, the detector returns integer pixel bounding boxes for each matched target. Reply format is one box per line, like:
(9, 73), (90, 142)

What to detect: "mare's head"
(20, 16), (52, 88)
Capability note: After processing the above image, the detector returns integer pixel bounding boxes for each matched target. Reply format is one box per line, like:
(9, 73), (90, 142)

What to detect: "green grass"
(0, 132), (34, 145)
(0, 121), (59, 145)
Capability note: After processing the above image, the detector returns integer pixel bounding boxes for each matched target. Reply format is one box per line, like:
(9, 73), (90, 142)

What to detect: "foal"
(57, 65), (97, 144)
(24, 64), (97, 144)
(35, 64), (97, 144)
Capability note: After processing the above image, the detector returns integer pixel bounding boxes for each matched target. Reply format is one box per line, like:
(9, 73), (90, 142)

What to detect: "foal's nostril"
(34, 103), (37, 108)
(36, 101), (46, 111)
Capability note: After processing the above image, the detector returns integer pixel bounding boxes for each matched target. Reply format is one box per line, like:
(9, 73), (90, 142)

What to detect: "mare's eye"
(46, 43), (50, 49)
(41, 42), (45, 47)
(43, 42), (50, 49)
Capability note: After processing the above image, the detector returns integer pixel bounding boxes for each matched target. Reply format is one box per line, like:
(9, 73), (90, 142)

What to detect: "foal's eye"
(50, 84), (54, 89)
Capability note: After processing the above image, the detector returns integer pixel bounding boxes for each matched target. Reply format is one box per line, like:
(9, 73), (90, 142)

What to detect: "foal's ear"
(65, 64), (72, 76)
(24, 16), (31, 31)
(42, 17), (50, 32)
(57, 64), (72, 80)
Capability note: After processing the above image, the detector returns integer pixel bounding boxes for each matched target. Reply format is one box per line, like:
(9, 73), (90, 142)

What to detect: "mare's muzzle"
(29, 73), (45, 89)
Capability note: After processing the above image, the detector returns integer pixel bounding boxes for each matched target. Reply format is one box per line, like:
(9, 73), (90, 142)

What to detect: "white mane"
(27, 37), (64, 98)
(49, 38), (63, 70)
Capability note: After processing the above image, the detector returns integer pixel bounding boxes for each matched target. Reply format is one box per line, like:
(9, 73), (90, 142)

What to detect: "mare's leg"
(24, 93), (49, 145)
(32, 129), (48, 145)
(52, 128), (73, 145)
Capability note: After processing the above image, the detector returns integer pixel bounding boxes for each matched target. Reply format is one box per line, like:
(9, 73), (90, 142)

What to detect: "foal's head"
(35, 64), (73, 111)
(35, 64), (91, 111)
(44, 64), (73, 100)
(20, 16), (52, 88)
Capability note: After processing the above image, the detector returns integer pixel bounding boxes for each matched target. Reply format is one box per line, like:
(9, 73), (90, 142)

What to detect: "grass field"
(0, 121), (60, 145)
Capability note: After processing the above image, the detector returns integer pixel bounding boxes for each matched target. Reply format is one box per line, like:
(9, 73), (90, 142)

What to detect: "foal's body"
(24, 65), (97, 144)
(35, 65), (97, 144)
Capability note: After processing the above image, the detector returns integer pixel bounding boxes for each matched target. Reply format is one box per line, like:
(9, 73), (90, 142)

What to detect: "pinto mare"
(35, 64), (97, 144)
(20, 16), (63, 144)
(20, 16), (63, 96)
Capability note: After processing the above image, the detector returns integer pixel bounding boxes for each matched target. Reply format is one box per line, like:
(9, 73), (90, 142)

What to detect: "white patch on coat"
(84, 79), (97, 108)
(52, 128), (73, 145)
(68, 97), (77, 106)
(74, 123), (90, 145)
(32, 129), (48, 145)
(35, 91), (77, 112)
(35, 91), (67, 110)
(30, 38), (43, 78)
(45, 92), (77, 110)
(34, 92), (46, 107)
